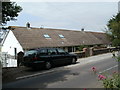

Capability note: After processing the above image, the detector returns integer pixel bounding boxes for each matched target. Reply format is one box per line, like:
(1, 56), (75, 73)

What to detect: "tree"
(2, 2), (22, 25)
(106, 13), (120, 47)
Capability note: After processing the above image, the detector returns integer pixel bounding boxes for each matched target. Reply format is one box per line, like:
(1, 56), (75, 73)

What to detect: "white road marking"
(16, 69), (56, 80)
(99, 65), (118, 74)
(16, 66), (65, 80)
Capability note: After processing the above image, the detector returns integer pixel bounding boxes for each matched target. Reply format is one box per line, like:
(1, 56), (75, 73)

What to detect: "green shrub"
(100, 73), (120, 88)
(99, 56), (120, 89)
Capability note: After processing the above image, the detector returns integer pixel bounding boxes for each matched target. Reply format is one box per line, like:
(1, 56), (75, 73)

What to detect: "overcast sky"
(8, 1), (120, 32)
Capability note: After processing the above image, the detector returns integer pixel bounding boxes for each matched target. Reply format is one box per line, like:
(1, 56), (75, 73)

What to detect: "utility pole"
(118, 1), (120, 13)
(0, 1), (2, 25)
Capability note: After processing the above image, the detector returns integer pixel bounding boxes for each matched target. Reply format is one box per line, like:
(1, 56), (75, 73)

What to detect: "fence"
(0, 52), (17, 67)
(93, 48), (110, 55)
(74, 51), (85, 58)
(75, 47), (119, 58)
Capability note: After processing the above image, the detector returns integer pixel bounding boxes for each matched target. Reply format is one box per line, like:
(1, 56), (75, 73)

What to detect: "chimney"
(40, 25), (44, 29)
(26, 22), (30, 28)
(81, 28), (84, 31)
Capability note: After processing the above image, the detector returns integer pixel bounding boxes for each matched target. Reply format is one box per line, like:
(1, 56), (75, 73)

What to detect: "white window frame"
(59, 34), (65, 38)
(44, 34), (51, 38)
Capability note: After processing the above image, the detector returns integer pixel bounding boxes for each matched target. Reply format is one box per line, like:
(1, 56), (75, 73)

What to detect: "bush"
(100, 73), (120, 88)
(99, 56), (120, 89)
(117, 56), (120, 62)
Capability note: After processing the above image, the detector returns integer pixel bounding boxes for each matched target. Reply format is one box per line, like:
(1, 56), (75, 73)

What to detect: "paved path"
(66, 52), (118, 68)
(78, 52), (117, 62)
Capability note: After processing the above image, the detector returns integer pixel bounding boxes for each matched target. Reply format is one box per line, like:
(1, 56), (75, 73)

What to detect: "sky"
(7, 0), (120, 32)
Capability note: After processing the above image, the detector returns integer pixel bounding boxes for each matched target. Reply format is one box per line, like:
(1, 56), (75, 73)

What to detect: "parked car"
(23, 48), (77, 69)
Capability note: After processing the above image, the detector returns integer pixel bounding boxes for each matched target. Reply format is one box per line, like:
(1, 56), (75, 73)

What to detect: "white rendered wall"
(1, 30), (23, 56)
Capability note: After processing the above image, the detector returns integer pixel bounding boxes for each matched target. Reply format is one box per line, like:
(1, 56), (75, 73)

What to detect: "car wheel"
(45, 62), (52, 69)
(71, 58), (76, 64)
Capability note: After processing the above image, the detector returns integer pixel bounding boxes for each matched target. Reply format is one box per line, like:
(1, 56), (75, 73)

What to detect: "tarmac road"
(2, 53), (119, 89)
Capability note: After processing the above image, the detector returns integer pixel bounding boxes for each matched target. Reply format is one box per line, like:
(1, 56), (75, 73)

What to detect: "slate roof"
(9, 26), (110, 49)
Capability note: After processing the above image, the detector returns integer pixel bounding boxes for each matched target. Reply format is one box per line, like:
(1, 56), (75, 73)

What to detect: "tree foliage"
(106, 13), (120, 47)
(2, 2), (22, 25)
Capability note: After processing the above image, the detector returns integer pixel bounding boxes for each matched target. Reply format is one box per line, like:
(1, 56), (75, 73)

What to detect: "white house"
(1, 30), (23, 56)
(0, 28), (23, 67)
(0, 25), (110, 67)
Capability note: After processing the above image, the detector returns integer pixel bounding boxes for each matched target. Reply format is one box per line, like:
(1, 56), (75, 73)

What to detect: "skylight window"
(59, 34), (65, 38)
(44, 34), (51, 38)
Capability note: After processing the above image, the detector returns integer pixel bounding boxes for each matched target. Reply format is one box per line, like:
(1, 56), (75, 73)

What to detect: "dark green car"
(23, 48), (77, 69)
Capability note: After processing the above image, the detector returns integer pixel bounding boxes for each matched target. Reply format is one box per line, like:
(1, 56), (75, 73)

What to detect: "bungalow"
(1, 24), (110, 57)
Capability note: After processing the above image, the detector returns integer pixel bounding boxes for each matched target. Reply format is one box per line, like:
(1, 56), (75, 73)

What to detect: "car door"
(48, 48), (62, 65)
(57, 48), (71, 64)
(37, 49), (49, 63)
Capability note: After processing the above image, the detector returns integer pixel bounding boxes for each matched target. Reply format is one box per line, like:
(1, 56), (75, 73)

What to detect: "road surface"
(3, 53), (118, 89)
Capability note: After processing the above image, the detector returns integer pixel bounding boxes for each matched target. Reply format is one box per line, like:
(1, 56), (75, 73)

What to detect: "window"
(48, 49), (57, 55)
(39, 49), (47, 56)
(59, 34), (65, 38)
(24, 50), (37, 56)
(57, 48), (66, 54)
(44, 34), (51, 38)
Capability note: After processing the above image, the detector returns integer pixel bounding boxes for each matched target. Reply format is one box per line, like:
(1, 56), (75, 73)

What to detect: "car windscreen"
(24, 50), (37, 56)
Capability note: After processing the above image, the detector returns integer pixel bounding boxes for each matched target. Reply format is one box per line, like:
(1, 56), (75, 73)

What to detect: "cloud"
(11, 0), (120, 2)
(7, 2), (118, 32)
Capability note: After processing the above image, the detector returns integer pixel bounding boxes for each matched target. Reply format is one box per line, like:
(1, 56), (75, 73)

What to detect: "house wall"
(1, 30), (23, 56)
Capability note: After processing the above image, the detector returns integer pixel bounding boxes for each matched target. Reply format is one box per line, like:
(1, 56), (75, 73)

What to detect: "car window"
(38, 49), (48, 56)
(24, 50), (37, 56)
(57, 48), (66, 54)
(48, 49), (57, 55)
